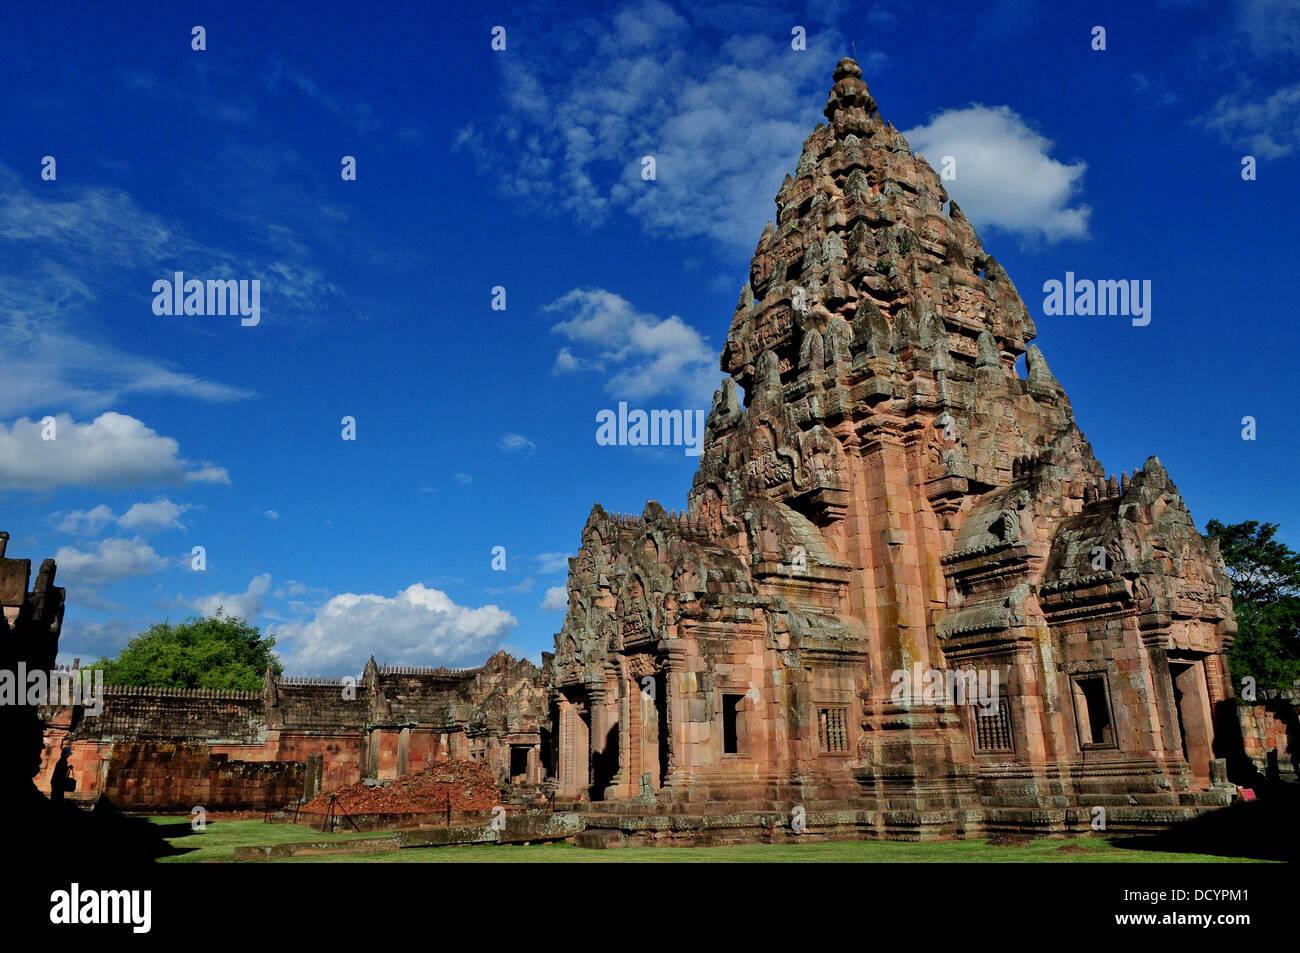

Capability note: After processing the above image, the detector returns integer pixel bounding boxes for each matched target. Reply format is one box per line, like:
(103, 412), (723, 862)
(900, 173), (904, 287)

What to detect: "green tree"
(90, 610), (283, 691)
(1205, 520), (1300, 694)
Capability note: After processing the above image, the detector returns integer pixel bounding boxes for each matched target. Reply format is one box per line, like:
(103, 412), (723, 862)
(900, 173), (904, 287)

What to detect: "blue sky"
(2, 0), (1296, 675)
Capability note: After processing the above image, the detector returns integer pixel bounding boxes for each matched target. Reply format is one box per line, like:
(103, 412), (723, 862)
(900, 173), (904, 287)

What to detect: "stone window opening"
(722, 693), (745, 755)
(818, 706), (848, 753)
(1072, 675), (1115, 748)
(509, 744), (530, 782)
(974, 698), (1014, 753)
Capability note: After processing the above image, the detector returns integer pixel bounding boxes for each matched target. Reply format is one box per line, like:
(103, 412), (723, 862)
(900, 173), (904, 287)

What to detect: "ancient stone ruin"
(37, 650), (548, 812)
(17, 60), (1287, 851)
(548, 58), (1242, 841)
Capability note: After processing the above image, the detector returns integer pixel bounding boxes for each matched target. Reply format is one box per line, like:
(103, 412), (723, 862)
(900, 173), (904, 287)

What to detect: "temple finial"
(834, 57), (862, 82)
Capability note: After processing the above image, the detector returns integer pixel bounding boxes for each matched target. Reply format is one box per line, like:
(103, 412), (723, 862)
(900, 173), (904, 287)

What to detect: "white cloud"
(54, 537), (170, 586)
(118, 498), (192, 532)
(0, 413), (229, 490)
(57, 498), (191, 535)
(1196, 82), (1300, 158)
(265, 509), (280, 520)
(0, 302), (257, 417)
(453, 473), (473, 485)
(56, 617), (140, 665)
(0, 286), (258, 416)
(535, 552), (572, 574)
(272, 583), (517, 676)
(498, 433), (537, 456)
(456, 5), (874, 249)
(548, 288), (719, 404)
(277, 579), (331, 599)
(541, 586), (568, 612)
(1232, 0), (1300, 58)
(263, 60), (380, 135)
(0, 166), (259, 416)
(487, 577), (535, 595)
(56, 504), (116, 536)
(0, 153), (353, 416)
(194, 572), (272, 621)
(903, 105), (1090, 244)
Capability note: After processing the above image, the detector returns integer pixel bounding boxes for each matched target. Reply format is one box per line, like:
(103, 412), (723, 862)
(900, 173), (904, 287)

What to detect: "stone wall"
(68, 686), (267, 742)
(1238, 688), (1299, 781)
(36, 650), (549, 811)
(96, 741), (304, 811)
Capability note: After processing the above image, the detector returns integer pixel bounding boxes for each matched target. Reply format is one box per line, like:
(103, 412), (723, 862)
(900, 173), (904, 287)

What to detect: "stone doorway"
(625, 668), (669, 796)
(557, 692), (591, 799)
(590, 716), (619, 800)
(509, 744), (530, 783)
(1169, 659), (1213, 784)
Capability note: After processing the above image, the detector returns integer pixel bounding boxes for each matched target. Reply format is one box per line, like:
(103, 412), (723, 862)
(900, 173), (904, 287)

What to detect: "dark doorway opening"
(1169, 664), (1191, 762)
(656, 672), (669, 785)
(509, 745), (529, 782)
(590, 721), (619, 800)
(722, 693), (744, 754)
(1073, 676), (1113, 746)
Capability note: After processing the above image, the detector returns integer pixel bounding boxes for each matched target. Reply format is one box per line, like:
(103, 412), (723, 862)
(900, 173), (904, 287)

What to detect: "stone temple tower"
(549, 58), (1238, 840)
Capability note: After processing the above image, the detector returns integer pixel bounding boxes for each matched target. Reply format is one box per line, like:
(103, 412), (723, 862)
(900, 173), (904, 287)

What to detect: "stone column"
(557, 696), (576, 796)
(663, 644), (688, 788)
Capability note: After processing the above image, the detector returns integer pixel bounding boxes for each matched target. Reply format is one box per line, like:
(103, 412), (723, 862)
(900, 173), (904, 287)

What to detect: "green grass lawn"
(150, 816), (380, 863)
(152, 818), (1273, 863)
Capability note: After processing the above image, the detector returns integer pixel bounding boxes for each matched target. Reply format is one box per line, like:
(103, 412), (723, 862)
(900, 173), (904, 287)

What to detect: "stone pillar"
(397, 726), (410, 777)
(663, 644), (687, 788)
(622, 673), (639, 799)
(590, 679), (620, 800)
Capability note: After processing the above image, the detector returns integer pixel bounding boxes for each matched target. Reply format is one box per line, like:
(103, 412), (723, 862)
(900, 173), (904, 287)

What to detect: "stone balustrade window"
(974, 698), (1014, 753)
(818, 706), (848, 753)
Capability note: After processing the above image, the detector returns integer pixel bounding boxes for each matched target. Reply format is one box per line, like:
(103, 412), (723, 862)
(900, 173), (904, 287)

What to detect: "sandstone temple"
(12, 60), (1297, 848)
(545, 58), (1253, 840)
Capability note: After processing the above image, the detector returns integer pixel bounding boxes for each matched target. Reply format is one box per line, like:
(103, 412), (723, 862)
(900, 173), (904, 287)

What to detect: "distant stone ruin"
(37, 651), (547, 812)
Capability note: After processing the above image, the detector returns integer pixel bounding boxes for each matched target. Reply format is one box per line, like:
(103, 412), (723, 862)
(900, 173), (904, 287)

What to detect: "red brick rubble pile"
(298, 760), (499, 816)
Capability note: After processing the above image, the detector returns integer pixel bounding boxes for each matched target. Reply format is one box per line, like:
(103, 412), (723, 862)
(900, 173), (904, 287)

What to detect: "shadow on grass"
(10, 789), (185, 863)
(1112, 783), (1299, 862)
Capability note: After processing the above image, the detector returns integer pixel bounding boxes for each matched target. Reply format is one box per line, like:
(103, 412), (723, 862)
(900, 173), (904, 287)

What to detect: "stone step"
(574, 828), (627, 849)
